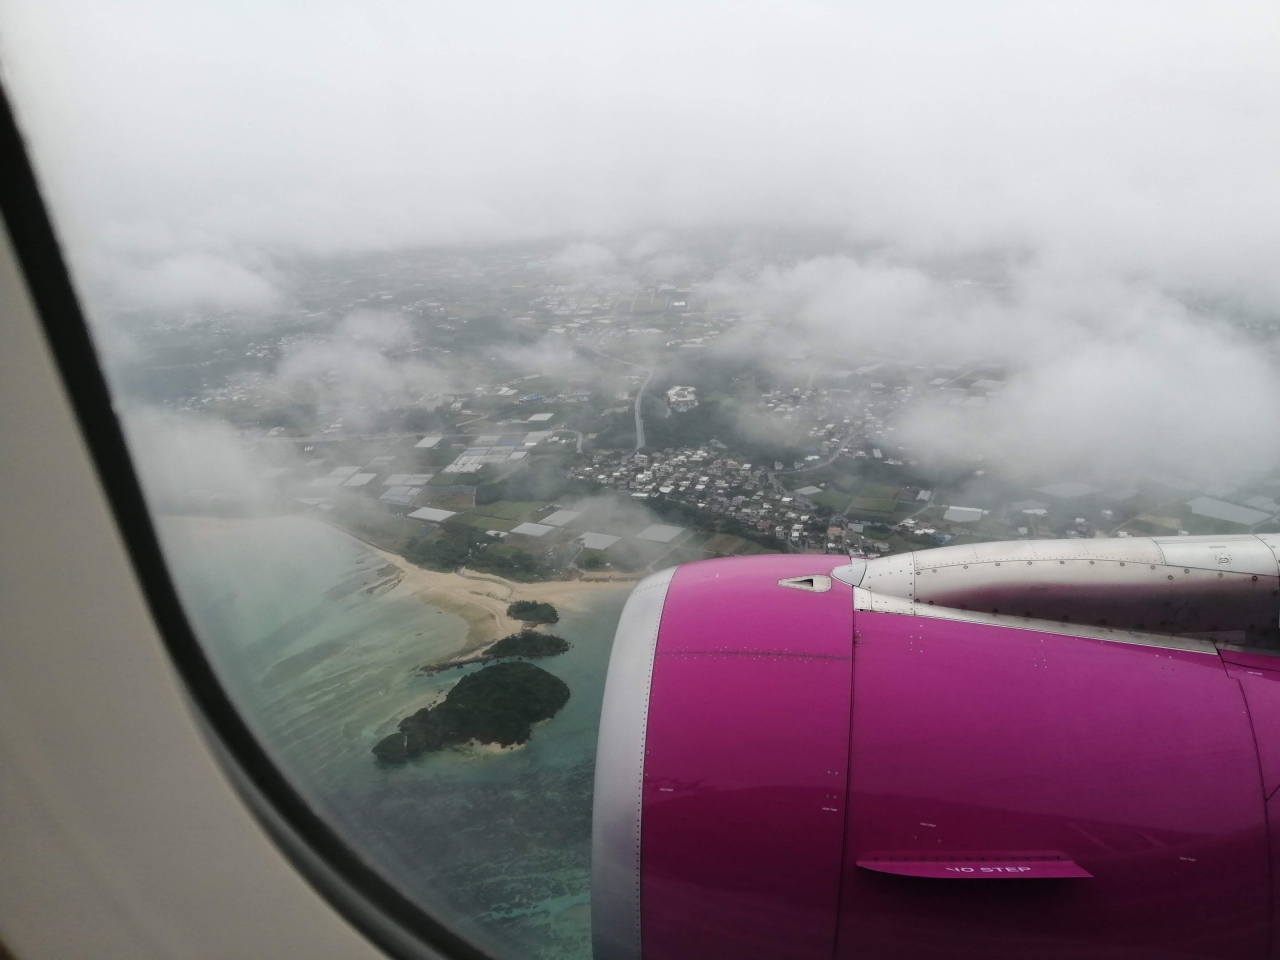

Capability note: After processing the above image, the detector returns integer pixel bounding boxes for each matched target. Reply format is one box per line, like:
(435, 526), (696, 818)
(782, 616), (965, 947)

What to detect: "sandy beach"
(161, 513), (628, 957)
(363, 541), (637, 662)
(166, 514), (636, 667)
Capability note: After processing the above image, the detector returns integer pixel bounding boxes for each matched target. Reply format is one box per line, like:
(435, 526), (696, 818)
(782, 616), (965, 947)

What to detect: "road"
(766, 439), (851, 498)
(587, 343), (654, 455)
(633, 369), (654, 451)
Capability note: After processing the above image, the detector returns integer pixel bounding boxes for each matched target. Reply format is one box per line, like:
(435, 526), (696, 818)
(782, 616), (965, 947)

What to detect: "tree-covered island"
(489, 629), (569, 657)
(419, 628), (570, 675)
(372, 661), (570, 764)
(506, 600), (559, 624)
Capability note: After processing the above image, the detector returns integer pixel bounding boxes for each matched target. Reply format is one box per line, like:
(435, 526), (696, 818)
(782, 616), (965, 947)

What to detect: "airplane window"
(4, 3), (1280, 959)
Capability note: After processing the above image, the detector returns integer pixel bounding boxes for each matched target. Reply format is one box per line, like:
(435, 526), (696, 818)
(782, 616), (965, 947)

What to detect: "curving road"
(633, 369), (654, 452)
(588, 343), (654, 455)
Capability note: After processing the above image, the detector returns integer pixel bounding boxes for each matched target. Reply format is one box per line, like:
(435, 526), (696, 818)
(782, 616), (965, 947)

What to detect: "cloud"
(4, 0), (1280, 486)
(336, 309), (413, 351)
(104, 252), (283, 313)
(121, 407), (281, 509)
(5, 0), (1278, 304)
(270, 312), (449, 427)
(898, 323), (1280, 486)
(550, 242), (619, 279)
(708, 254), (1280, 485)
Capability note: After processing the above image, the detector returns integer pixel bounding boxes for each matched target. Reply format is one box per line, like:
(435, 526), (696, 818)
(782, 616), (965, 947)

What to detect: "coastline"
(158, 512), (629, 958)
(162, 512), (637, 671)
(363, 541), (638, 662)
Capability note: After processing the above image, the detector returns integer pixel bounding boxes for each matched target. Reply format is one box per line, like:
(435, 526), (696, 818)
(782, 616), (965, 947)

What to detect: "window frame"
(0, 81), (497, 960)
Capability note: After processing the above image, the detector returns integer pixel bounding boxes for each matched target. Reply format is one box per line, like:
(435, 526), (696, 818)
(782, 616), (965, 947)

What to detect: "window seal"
(0, 81), (496, 960)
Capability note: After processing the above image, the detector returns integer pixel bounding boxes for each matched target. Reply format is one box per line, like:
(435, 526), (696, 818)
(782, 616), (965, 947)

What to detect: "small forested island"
(506, 600), (559, 624)
(419, 628), (570, 675)
(373, 662), (570, 764)
(489, 629), (569, 657)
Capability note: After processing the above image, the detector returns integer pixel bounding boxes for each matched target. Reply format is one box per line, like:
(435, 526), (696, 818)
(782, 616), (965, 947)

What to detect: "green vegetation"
(812, 491), (852, 512)
(506, 600), (559, 624)
(488, 629), (569, 657)
(639, 399), (796, 466)
(452, 513), (518, 532)
(577, 550), (606, 569)
(661, 546), (717, 565)
(700, 533), (771, 556)
(420, 628), (570, 675)
(474, 459), (593, 506)
(405, 523), (487, 570)
(372, 662), (570, 763)
(472, 501), (549, 521)
(476, 543), (543, 579)
(644, 494), (778, 550)
(855, 483), (902, 500)
(325, 500), (425, 552)
(404, 521), (547, 579)
(848, 497), (901, 516)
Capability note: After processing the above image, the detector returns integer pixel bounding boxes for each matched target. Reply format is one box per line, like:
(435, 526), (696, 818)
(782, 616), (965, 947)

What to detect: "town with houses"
(122, 242), (1280, 582)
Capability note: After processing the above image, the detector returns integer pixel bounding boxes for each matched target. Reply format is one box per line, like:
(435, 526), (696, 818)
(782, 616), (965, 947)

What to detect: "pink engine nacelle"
(592, 536), (1280, 960)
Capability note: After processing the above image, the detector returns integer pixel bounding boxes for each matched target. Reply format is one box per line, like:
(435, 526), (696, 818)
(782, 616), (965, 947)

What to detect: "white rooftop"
(384, 473), (432, 486)
(636, 524), (684, 543)
(580, 532), (620, 550)
(342, 473), (376, 487)
(943, 506), (984, 523)
(408, 507), (456, 523)
(329, 466), (360, 478)
(1187, 497), (1270, 526)
(541, 510), (581, 527)
(511, 522), (554, 537)
(527, 413), (554, 422)
(414, 436), (442, 448)
(379, 486), (421, 504)
(795, 485), (822, 496)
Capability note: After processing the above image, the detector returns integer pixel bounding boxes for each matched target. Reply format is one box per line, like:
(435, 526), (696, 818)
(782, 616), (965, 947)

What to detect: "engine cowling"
(592, 538), (1280, 960)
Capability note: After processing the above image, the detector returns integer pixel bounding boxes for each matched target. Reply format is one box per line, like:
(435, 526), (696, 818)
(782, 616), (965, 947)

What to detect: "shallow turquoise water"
(159, 515), (631, 960)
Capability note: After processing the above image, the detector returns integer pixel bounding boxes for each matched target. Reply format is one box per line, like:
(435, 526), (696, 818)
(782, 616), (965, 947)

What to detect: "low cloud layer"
(266, 311), (450, 429)
(122, 407), (282, 510)
(7, 1), (1280, 308)
(708, 255), (1280, 485)
(3, 1), (1280, 487)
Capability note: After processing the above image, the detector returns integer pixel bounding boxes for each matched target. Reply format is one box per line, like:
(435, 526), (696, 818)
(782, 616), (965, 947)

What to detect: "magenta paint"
(839, 609), (1268, 958)
(641, 556), (853, 960)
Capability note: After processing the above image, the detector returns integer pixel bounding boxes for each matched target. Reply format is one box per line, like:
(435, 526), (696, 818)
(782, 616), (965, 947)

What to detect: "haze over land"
(6, 1), (1280, 497)
(8, 6), (1280, 957)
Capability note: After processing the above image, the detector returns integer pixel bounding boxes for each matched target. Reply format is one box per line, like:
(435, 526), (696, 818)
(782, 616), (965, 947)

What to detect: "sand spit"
(362, 543), (637, 663)
(166, 515), (637, 667)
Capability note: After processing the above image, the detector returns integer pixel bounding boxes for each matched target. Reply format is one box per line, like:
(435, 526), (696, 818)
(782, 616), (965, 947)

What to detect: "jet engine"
(592, 535), (1280, 960)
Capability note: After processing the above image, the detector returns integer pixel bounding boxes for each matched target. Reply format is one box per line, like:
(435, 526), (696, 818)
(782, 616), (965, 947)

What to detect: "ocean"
(159, 515), (632, 960)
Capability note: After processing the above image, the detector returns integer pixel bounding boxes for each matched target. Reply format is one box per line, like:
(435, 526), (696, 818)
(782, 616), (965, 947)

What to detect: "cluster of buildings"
(427, 431), (552, 474)
(665, 386), (698, 412)
(568, 447), (837, 548)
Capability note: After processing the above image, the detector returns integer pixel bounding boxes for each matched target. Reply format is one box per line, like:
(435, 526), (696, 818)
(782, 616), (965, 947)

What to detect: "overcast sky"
(4, 0), (1280, 485)
(3, 1), (1278, 294)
